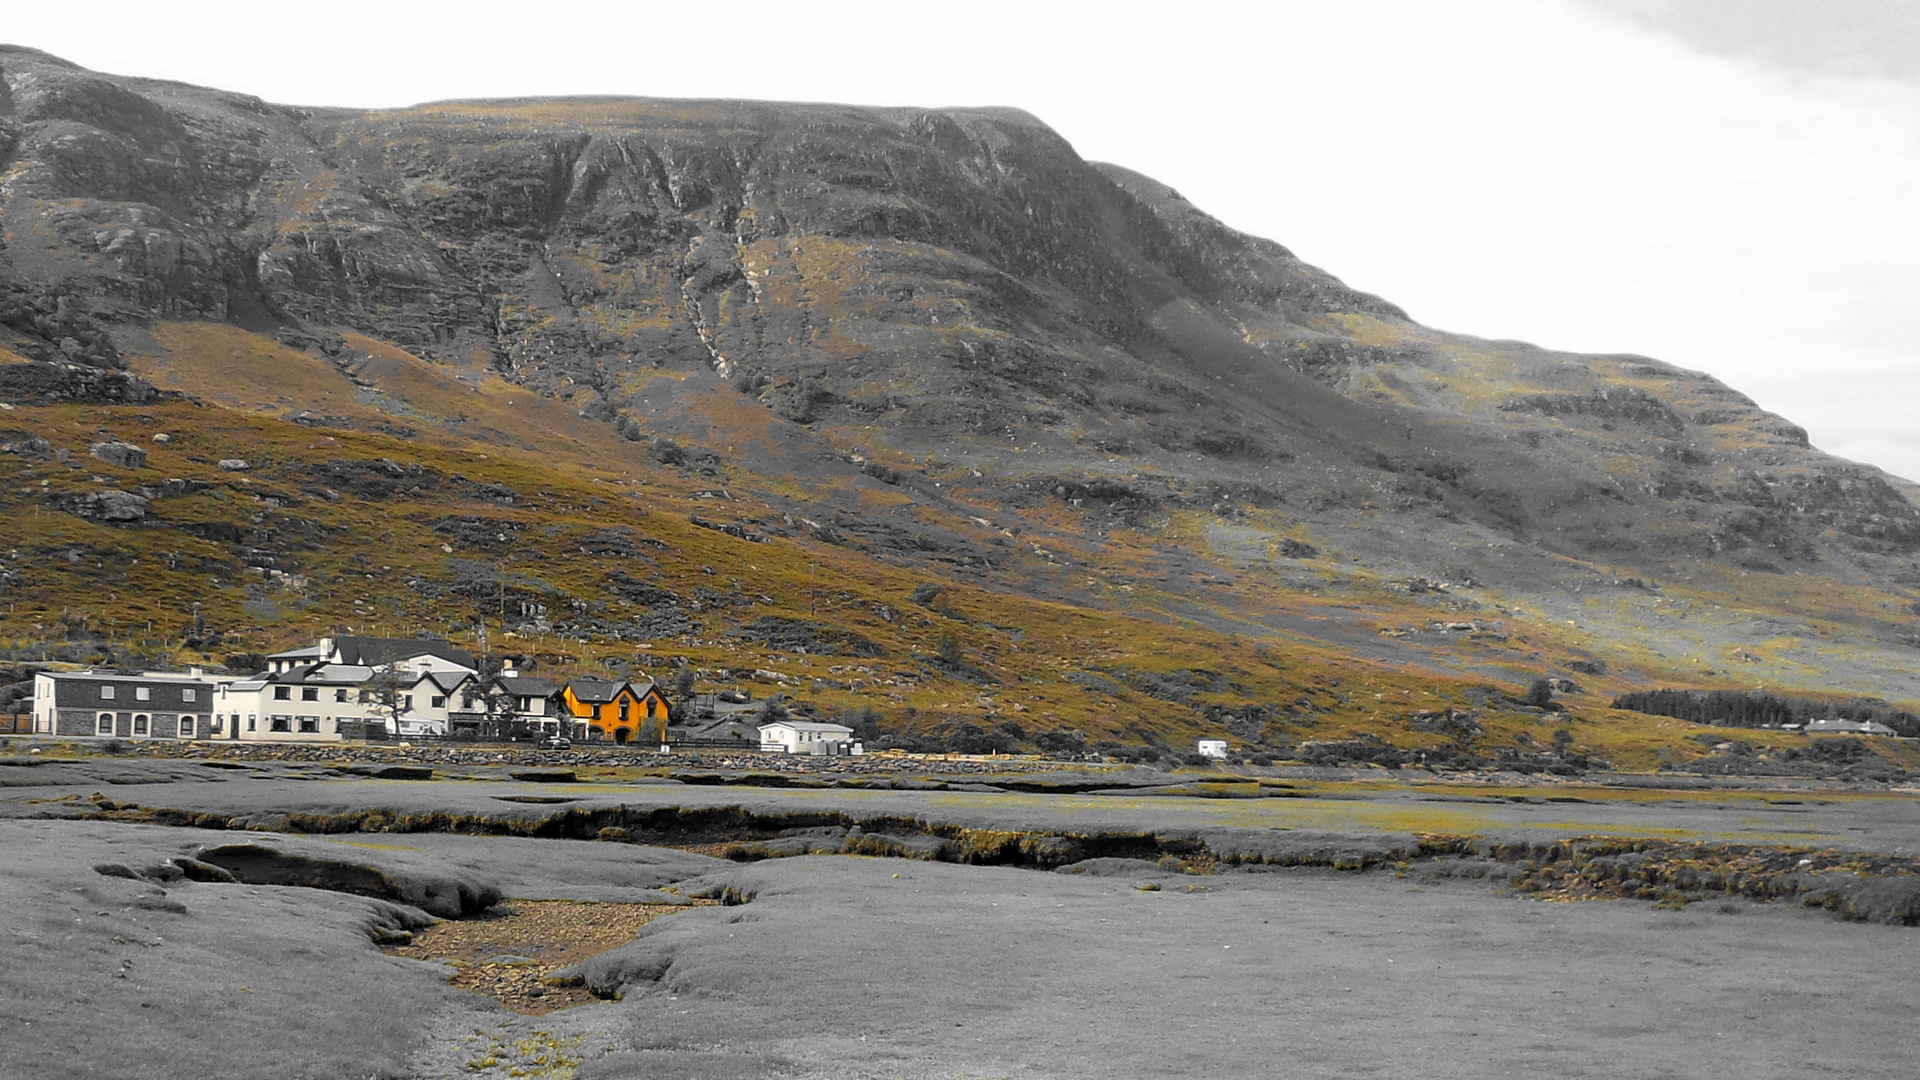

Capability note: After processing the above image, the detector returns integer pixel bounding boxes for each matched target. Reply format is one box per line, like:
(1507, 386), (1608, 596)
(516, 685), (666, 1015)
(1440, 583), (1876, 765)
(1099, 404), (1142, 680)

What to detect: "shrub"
(647, 437), (687, 466)
(1034, 730), (1086, 758)
(935, 632), (964, 667)
(1098, 743), (1163, 765)
(1522, 678), (1554, 708)
(944, 722), (1016, 755)
(836, 706), (884, 742)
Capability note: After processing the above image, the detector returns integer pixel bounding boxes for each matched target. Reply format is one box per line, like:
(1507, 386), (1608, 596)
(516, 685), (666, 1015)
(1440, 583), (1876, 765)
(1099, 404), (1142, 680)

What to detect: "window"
(334, 688), (348, 703)
(100, 685), (115, 700)
(298, 717), (319, 734)
(97, 713), (114, 735)
(517, 696), (532, 712)
(401, 694), (413, 709)
(132, 715), (148, 736)
(301, 687), (319, 702)
(431, 695), (446, 709)
(179, 716), (194, 737)
(273, 686), (291, 701)
(247, 715), (257, 732)
(135, 687), (150, 702)
(210, 716), (223, 734)
(182, 689), (196, 702)
(270, 716), (290, 732)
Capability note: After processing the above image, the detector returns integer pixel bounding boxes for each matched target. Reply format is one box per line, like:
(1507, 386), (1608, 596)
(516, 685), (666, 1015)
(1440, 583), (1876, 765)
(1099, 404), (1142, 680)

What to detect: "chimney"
(189, 667), (203, 678)
(501, 660), (517, 678)
(318, 636), (334, 660)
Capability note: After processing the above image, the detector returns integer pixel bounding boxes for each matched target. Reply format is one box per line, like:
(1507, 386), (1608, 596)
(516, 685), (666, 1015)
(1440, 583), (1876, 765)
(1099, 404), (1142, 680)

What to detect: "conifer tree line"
(1612, 689), (1919, 737)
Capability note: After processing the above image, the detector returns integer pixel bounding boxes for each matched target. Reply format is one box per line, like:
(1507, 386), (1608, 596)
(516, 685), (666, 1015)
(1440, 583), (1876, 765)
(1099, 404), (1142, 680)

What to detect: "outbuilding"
(32, 670), (214, 740)
(759, 719), (856, 755)
(1804, 717), (1897, 736)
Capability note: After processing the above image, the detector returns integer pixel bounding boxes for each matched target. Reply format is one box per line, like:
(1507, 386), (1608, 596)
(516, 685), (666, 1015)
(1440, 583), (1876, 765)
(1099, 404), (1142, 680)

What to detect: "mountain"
(4, 45), (1919, 768)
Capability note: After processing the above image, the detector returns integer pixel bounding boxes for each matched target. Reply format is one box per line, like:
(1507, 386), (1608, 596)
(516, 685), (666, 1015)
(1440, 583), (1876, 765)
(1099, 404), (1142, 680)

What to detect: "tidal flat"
(3, 754), (1917, 1079)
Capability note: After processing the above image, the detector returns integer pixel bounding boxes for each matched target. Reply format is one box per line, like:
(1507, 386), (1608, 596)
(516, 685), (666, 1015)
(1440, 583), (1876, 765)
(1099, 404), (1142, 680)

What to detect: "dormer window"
(100, 685), (115, 700)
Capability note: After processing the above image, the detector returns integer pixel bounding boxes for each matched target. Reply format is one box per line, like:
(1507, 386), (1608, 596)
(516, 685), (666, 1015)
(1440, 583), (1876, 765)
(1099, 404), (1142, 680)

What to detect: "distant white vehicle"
(1197, 738), (1229, 760)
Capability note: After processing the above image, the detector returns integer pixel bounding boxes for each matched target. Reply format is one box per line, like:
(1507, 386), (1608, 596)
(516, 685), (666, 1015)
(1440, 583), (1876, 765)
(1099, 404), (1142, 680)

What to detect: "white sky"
(8, 0), (1919, 480)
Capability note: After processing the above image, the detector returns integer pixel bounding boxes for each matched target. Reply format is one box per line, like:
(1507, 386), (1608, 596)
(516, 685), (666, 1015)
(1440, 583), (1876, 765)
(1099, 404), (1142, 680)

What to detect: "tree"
(223, 651), (267, 675)
(1552, 728), (1576, 756)
(837, 705), (883, 742)
(669, 665), (697, 724)
(363, 663), (412, 739)
(473, 655), (518, 738)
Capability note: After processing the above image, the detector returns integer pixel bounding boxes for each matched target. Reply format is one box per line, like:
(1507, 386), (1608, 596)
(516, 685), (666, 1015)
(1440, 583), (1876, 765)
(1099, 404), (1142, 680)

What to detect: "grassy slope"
(1, 322), (1914, 773)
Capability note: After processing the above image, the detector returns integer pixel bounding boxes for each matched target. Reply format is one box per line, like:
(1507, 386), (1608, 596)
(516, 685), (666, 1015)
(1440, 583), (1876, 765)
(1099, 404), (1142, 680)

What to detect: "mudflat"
(2, 756), (1916, 1079)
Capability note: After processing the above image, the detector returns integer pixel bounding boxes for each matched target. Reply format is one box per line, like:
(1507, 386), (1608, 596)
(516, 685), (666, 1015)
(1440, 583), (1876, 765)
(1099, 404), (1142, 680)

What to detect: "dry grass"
(3, 320), (1916, 775)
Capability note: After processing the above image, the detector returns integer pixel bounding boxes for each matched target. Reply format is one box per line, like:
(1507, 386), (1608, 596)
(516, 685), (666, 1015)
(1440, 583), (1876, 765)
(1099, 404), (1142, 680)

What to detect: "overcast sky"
(8, 0), (1920, 481)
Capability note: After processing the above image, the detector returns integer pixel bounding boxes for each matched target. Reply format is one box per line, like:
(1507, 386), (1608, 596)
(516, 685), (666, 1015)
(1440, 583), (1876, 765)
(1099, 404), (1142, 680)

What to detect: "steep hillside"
(4, 45), (1920, 769)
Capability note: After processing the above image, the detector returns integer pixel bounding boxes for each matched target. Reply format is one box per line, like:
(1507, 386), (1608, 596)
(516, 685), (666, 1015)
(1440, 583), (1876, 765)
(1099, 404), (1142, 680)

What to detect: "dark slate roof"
(566, 677), (629, 704)
(331, 636), (476, 669)
(498, 676), (562, 697)
(420, 671), (469, 694)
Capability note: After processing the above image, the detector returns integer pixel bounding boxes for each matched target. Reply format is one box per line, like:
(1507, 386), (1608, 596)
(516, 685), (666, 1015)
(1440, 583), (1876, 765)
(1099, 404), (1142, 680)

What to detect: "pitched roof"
(498, 676), (562, 696)
(265, 644), (328, 661)
(264, 663), (372, 685)
(420, 670), (469, 694)
(759, 720), (855, 734)
(330, 636), (476, 670)
(566, 677), (628, 704)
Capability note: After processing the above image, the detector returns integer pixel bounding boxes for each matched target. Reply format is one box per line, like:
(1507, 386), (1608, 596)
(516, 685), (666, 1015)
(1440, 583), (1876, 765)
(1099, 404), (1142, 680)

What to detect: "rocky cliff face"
(6, 44), (1920, 700)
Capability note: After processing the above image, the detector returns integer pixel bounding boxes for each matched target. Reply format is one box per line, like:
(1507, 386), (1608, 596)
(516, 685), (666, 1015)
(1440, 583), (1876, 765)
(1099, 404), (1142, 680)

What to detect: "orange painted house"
(561, 677), (671, 744)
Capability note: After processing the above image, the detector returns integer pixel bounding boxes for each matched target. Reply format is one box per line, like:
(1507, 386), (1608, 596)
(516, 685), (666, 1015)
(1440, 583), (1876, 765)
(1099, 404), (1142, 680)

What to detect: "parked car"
(539, 734), (572, 750)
